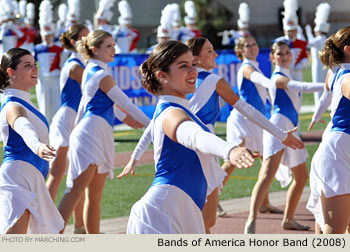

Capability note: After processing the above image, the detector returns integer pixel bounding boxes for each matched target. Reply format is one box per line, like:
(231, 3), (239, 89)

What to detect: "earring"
(12, 76), (16, 79)
(163, 79), (168, 84)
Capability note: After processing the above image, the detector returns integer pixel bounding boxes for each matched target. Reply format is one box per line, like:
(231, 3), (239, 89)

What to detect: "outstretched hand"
(308, 119), (325, 131)
(116, 157), (137, 178)
(282, 127), (304, 150)
(37, 144), (56, 161)
(229, 147), (256, 169)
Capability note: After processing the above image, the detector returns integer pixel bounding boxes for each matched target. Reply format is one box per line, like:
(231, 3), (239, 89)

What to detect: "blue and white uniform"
(226, 59), (268, 154)
(263, 66), (308, 187)
(67, 59), (149, 190)
(307, 64), (350, 230)
(187, 68), (227, 194)
(127, 95), (212, 234)
(0, 89), (64, 234)
(49, 52), (85, 149)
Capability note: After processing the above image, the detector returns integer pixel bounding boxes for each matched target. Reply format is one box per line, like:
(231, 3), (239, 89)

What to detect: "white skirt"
(49, 106), (76, 149)
(127, 184), (205, 234)
(226, 109), (263, 154)
(204, 124), (226, 195)
(0, 160), (64, 234)
(66, 115), (115, 191)
(307, 131), (350, 230)
(263, 114), (308, 187)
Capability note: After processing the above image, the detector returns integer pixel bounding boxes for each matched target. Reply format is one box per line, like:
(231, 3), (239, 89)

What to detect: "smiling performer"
(126, 40), (258, 234)
(57, 30), (150, 234)
(0, 48), (63, 234)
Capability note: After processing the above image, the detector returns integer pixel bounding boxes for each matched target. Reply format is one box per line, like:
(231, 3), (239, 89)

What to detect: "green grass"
(1, 67), (331, 222)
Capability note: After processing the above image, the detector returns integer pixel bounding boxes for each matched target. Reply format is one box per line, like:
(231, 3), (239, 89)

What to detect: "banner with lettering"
(109, 49), (271, 124)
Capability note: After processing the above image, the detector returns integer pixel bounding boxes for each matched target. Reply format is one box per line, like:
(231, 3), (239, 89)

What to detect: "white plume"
(160, 4), (173, 30)
(315, 2), (331, 25)
(98, 0), (116, 11)
(238, 2), (249, 22)
(12, 0), (19, 15)
(58, 3), (68, 22)
(39, 0), (53, 26)
(118, 0), (132, 18)
(170, 3), (181, 26)
(26, 2), (34, 20)
(184, 1), (196, 18)
(19, 0), (27, 17)
(282, 0), (298, 18)
(67, 0), (80, 20)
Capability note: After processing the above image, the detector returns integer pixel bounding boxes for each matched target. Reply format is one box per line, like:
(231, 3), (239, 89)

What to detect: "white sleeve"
(312, 88), (332, 123)
(13, 117), (42, 154)
(131, 124), (152, 160)
(287, 80), (324, 93)
(106, 85), (150, 126)
(234, 99), (288, 141)
(114, 107), (127, 121)
(250, 71), (274, 89)
(176, 120), (237, 160)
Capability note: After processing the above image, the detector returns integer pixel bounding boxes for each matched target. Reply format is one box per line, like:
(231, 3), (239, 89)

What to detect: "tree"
(183, 0), (233, 48)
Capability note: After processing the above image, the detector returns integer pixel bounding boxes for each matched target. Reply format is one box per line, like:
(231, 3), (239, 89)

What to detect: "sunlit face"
(271, 44), (292, 68)
(285, 29), (297, 41)
(11, 54), (38, 91)
(162, 50), (198, 98)
(242, 36), (259, 60)
(43, 34), (54, 45)
(197, 40), (218, 71)
(78, 28), (89, 40)
(93, 36), (116, 63)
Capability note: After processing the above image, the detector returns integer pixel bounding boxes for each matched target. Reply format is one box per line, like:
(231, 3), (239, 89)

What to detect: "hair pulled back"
(140, 40), (190, 94)
(0, 48), (31, 93)
(59, 24), (88, 51)
(76, 30), (112, 60)
(319, 27), (350, 69)
(185, 37), (208, 56)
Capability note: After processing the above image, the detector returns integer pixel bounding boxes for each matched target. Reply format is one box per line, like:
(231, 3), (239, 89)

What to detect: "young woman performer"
(0, 48), (63, 233)
(307, 27), (350, 234)
(57, 30), (150, 234)
(126, 40), (258, 234)
(244, 40), (324, 234)
(120, 37), (303, 233)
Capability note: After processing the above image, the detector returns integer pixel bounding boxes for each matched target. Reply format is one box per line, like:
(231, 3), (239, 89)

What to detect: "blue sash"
(82, 65), (115, 126)
(331, 69), (350, 134)
(239, 63), (266, 114)
(151, 102), (208, 210)
(187, 71), (220, 126)
(272, 71), (299, 126)
(0, 96), (49, 179)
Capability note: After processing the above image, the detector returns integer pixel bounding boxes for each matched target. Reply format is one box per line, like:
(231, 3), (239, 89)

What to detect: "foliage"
(183, 0), (233, 48)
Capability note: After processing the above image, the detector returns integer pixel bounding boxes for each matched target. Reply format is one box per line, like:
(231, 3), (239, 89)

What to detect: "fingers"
(229, 147), (255, 169)
(308, 122), (315, 131)
(116, 165), (135, 179)
(40, 145), (56, 161)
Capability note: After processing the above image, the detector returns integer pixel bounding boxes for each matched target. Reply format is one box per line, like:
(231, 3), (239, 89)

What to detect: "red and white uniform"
(34, 42), (64, 123)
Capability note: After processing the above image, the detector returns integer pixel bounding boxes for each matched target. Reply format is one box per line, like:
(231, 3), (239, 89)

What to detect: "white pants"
(36, 76), (60, 124)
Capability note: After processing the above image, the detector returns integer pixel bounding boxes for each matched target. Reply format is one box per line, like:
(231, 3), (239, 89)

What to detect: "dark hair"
(185, 37), (208, 56)
(59, 24), (88, 51)
(319, 27), (350, 69)
(234, 35), (255, 60)
(140, 40), (190, 94)
(0, 48), (32, 92)
(269, 40), (290, 64)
